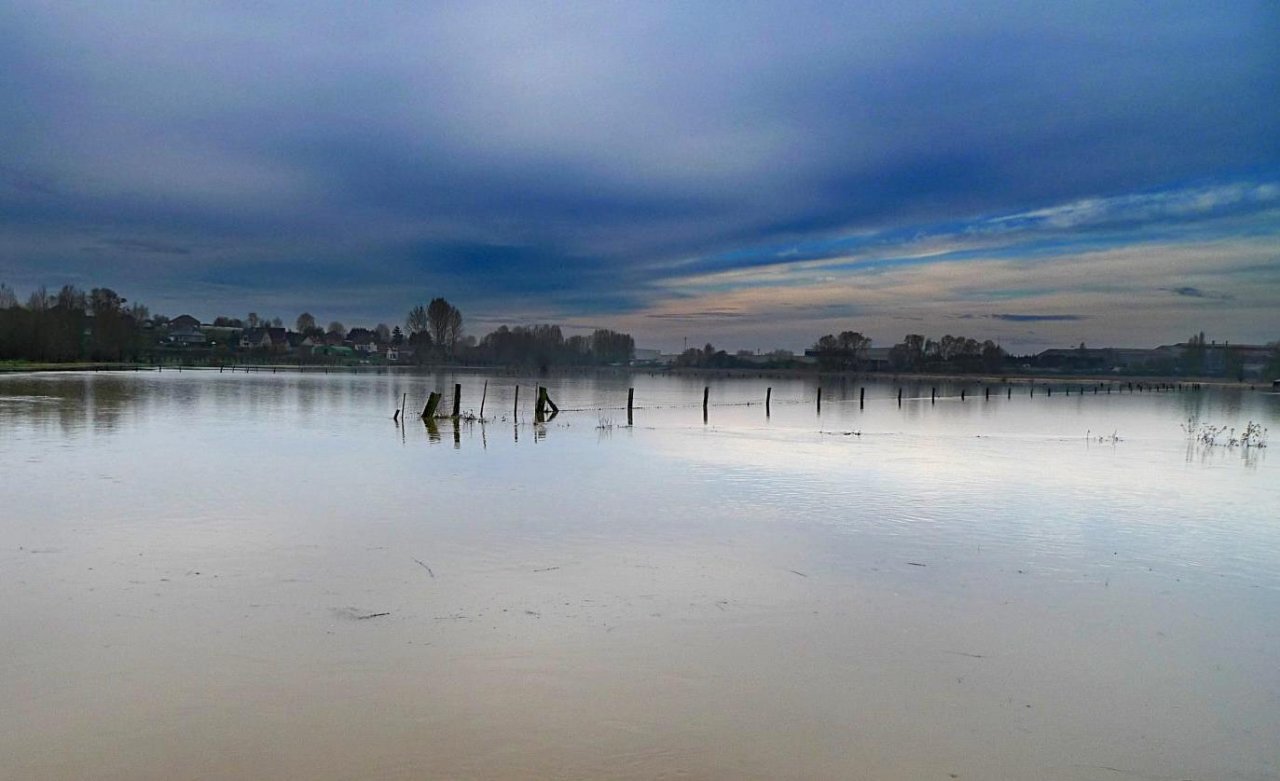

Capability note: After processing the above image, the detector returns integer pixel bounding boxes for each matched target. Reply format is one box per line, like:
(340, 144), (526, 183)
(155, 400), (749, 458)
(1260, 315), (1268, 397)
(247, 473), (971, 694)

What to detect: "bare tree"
(26, 286), (50, 311)
(406, 304), (428, 335)
(327, 321), (345, 335)
(296, 312), (316, 333)
(57, 285), (86, 312)
(427, 297), (462, 356)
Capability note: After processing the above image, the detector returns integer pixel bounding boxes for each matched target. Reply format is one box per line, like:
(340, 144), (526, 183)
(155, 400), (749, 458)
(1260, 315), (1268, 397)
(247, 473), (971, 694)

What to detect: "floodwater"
(1, 369), (1277, 780)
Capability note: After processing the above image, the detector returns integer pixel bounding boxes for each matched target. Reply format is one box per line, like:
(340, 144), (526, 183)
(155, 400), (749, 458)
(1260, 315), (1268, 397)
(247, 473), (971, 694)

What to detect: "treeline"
(469, 325), (634, 368)
(672, 343), (797, 369)
(0, 285), (151, 362)
(883, 333), (1005, 373)
(807, 331), (1005, 373)
(0, 282), (638, 368)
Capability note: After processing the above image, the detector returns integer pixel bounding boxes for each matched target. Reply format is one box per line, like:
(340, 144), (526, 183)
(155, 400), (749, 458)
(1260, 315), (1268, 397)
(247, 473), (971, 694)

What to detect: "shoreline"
(0, 360), (1267, 389)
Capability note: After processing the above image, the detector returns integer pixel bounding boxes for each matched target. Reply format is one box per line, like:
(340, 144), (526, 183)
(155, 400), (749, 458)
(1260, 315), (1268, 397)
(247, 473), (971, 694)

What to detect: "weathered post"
(1006, 386), (1011, 399)
(1047, 386), (1052, 397)
(961, 388), (966, 401)
(859, 387), (865, 409)
(897, 387), (903, 406)
(479, 380), (488, 419)
(703, 386), (710, 415)
(452, 383), (462, 418)
(627, 387), (635, 425)
(513, 386), (519, 418)
(765, 387), (771, 416)
(534, 386), (559, 422)
(931, 386), (936, 404)
(400, 393), (407, 420)
(423, 392), (442, 419)
(817, 386), (822, 413)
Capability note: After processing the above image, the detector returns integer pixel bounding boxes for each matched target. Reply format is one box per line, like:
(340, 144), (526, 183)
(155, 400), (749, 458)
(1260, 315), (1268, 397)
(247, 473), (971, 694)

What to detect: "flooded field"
(2, 370), (1278, 780)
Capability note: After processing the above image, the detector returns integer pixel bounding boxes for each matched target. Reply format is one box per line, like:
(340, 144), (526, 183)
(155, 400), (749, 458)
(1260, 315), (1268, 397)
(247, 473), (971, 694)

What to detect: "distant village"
(1, 283), (1277, 380)
(161, 314), (419, 364)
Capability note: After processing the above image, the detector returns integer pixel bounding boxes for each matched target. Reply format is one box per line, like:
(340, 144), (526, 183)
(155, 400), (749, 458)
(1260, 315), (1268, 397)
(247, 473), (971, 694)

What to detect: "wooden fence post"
(423, 392), (442, 419)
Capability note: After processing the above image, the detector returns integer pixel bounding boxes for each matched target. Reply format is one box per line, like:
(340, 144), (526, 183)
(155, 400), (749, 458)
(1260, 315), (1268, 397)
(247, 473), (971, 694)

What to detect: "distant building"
(167, 327), (206, 346)
(239, 329), (272, 350)
(346, 327), (379, 354)
(1034, 347), (1165, 373)
(386, 344), (415, 363)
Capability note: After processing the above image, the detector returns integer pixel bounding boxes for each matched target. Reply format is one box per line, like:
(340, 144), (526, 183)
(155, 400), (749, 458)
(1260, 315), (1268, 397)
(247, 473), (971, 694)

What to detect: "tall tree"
(0, 284), (16, 309)
(89, 287), (125, 315)
(296, 312), (316, 334)
(406, 304), (428, 335)
(327, 321), (345, 335)
(57, 285), (86, 312)
(427, 297), (462, 356)
(26, 286), (50, 312)
(375, 323), (391, 343)
(247, 312), (261, 329)
(591, 329), (635, 364)
(836, 331), (870, 370)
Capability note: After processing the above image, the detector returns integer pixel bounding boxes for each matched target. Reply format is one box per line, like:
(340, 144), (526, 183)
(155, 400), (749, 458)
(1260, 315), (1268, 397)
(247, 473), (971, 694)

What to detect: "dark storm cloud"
(990, 314), (1086, 323)
(0, 1), (1276, 340)
(1166, 286), (1234, 300)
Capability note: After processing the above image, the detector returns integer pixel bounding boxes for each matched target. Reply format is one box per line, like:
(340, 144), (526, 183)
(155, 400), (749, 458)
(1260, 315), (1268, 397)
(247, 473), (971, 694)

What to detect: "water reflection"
(2, 369), (1279, 780)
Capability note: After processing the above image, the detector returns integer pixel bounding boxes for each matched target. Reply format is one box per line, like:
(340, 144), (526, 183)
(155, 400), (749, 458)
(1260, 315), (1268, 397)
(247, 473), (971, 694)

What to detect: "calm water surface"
(2, 370), (1278, 780)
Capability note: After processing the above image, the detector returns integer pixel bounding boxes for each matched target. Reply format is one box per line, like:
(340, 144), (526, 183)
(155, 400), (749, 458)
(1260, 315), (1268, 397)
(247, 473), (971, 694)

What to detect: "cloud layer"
(1, 2), (1277, 350)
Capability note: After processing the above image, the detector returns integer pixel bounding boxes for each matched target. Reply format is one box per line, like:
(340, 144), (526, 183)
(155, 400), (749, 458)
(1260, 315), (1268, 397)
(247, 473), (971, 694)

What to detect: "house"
(239, 328), (272, 350)
(346, 327), (380, 354)
(386, 344), (415, 363)
(168, 327), (206, 346)
(266, 327), (289, 351)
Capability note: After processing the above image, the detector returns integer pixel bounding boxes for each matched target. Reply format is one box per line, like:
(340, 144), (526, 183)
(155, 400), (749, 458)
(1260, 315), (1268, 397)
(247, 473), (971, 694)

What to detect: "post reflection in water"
(0, 369), (1277, 781)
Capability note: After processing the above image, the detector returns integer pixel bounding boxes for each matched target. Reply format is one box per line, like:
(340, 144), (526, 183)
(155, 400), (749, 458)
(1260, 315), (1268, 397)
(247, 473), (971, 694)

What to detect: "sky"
(1, 1), (1277, 353)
